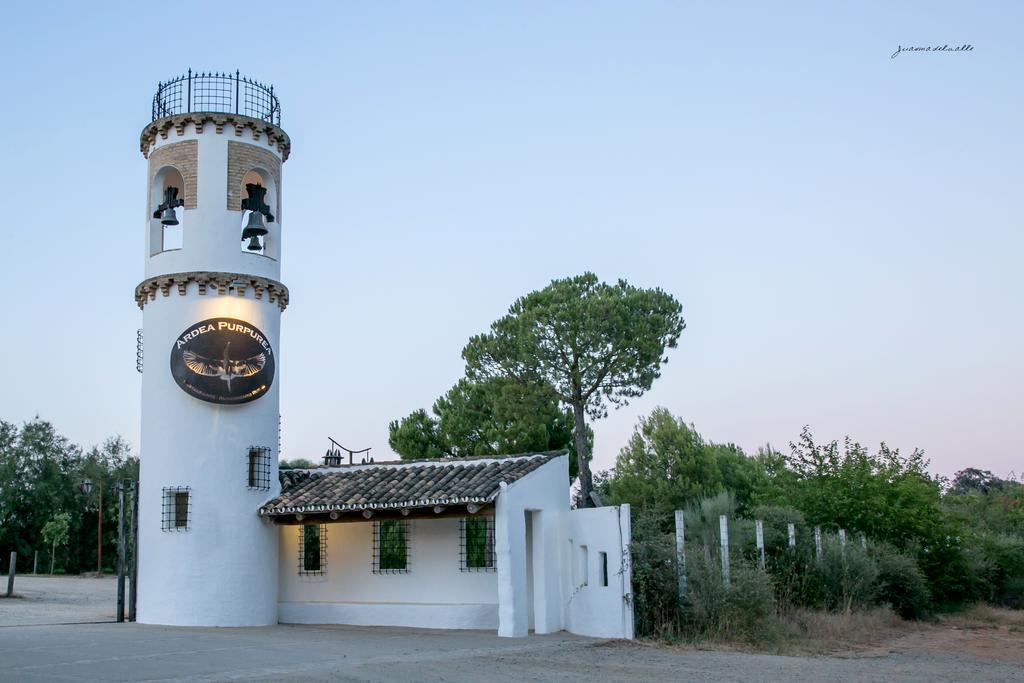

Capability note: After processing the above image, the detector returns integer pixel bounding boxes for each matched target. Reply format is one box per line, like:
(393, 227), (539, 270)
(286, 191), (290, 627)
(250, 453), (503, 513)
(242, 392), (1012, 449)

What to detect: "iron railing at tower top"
(151, 70), (281, 125)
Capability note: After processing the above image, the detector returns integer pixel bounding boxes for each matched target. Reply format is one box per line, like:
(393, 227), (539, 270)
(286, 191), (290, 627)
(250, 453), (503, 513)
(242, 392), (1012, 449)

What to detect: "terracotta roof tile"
(261, 452), (563, 516)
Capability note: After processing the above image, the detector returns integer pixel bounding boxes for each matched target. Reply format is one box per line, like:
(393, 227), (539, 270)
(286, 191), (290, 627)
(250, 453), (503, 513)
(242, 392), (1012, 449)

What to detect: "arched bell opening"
(150, 166), (186, 255)
(239, 169), (279, 259)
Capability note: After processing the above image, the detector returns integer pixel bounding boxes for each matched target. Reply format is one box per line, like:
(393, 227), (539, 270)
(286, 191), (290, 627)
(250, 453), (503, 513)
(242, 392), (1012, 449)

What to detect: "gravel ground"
(0, 575), (119, 626)
(1, 576), (1021, 682)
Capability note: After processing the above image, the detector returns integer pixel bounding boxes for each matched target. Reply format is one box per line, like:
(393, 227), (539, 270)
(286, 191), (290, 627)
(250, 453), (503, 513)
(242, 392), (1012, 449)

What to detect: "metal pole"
(33, 550), (38, 575)
(755, 519), (766, 571)
(674, 510), (686, 603)
(235, 70), (240, 114)
(116, 483), (126, 623)
(719, 515), (730, 588)
(5, 552), (15, 597)
(187, 68), (192, 112)
(129, 481), (139, 622)
(97, 479), (103, 575)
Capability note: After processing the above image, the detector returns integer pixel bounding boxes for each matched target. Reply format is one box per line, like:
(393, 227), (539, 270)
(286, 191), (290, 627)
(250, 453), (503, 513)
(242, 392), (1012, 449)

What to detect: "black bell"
(241, 210), (268, 251)
(153, 186), (184, 224)
(160, 207), (179, 226)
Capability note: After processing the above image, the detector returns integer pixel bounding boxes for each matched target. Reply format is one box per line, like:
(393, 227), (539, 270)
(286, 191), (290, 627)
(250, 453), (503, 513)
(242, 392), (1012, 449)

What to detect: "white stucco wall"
(137, 290), (281, 626)
(493, 456), (571, 637)
(278, 517), (499, 630)
(564, 505), (634, 639)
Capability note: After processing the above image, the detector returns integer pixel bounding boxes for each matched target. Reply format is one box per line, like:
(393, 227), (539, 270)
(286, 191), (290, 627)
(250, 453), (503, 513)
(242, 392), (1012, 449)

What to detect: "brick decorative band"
(140, 113), (291, 161)
(135, 272), (290, 311)
(149, 140), (198, 210)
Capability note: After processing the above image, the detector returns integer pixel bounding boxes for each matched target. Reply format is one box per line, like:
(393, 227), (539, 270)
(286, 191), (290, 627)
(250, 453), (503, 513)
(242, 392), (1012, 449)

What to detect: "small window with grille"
(298, 523), (326, 575)
(161, 487), (191, 531)
(460, 517), (496, 572)
(247, 446), (271, 490)
(373, 520), (410, 574)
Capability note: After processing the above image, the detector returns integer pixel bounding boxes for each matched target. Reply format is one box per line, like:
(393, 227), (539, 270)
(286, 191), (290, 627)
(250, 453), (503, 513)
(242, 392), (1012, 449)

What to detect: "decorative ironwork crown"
(152, 70), (281, 125)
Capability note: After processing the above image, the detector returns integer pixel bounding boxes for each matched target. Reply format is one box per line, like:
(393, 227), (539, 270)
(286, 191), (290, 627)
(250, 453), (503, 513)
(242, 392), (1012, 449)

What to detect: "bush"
(629, 509), (682, 639)
(808, 537), (878, 612)
(872, 544), (931, 619)
(684, 552), (776, 642)
(977, 533), (1024, 608)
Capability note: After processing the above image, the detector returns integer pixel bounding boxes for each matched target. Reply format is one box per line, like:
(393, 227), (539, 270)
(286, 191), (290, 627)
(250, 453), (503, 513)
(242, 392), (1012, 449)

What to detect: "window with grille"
(247, 446), (271, 490)
(460, 517), (495, 571)
(373, 520), (410, 574)
(298, 524), (326, 575)
(161, 487), (191, 531)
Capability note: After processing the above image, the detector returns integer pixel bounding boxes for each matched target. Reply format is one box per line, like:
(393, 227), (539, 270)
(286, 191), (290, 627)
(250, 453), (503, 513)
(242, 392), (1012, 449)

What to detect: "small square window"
(373, 520), (410, 574)
(298, 524), (326, 575)
(247, 446), (271, 490)
(162, 487), (191, 531)
(460, 518), (495, 572)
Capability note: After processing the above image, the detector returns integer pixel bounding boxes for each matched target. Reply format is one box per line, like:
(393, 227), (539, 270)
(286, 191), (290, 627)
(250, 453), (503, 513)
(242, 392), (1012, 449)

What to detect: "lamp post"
(79, 478), (102, 575)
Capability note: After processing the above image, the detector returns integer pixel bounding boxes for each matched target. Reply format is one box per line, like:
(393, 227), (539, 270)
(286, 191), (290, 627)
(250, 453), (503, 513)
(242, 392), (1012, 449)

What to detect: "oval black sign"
(169, 317), (275, 405)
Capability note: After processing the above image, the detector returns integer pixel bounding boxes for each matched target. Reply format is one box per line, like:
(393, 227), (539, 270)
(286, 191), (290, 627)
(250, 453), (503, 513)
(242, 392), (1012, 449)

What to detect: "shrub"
(808, 536), (878, 612)
(872, 543), (931, 619)
(629, 508), (682, 638)
(977, 533), (1024, 609)
(683, 552), (776, 642)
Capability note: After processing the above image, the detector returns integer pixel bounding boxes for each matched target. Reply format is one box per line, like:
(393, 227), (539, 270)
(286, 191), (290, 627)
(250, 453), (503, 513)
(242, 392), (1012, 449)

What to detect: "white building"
(135, 71), (633, 639)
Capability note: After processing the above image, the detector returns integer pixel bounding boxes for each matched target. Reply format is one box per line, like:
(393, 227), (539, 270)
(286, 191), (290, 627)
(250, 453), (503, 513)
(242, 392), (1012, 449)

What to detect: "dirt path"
(1, 577), (1021, 681)
(0, 575), (119, 626)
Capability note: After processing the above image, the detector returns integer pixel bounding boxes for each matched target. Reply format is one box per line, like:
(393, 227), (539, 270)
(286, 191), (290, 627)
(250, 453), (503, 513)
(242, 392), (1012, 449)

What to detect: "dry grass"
(645, 607), (912, 655)
(944, 604), (1024, 631)
(772, 607), (907, 654)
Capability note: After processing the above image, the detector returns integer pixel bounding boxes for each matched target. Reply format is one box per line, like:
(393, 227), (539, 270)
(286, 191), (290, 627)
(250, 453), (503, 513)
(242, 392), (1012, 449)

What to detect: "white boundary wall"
(564, 505), (634, 639)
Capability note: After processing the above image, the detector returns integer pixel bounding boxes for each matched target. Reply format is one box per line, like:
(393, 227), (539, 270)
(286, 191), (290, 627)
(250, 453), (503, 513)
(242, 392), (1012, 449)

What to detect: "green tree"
(41, 512), (71, 574)
(603, 408), (769, 522)
(777, 427), (945, 547)
(388, 377), (582, 478)
(0, 419), (136, 575)
(606, 408), (721, 518)
(463, 273), (684, 506)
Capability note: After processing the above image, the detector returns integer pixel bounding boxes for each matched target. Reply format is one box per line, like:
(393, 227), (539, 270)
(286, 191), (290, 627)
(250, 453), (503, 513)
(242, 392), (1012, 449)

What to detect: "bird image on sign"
(183, 342), (266, 392)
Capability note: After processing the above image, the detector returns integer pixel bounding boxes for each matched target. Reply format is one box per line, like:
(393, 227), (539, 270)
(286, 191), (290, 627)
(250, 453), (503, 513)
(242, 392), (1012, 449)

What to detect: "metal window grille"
(161, 487), (191, 531)
(373, 520), (411, 574)
(460, 518), (496, 572)
(246, 446), (272, 490)
(298, 524), (327, 575)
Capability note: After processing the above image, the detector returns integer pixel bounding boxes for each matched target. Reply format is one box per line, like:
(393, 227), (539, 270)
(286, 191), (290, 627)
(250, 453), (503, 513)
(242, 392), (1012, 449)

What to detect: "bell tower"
(135, 71), (291, 626)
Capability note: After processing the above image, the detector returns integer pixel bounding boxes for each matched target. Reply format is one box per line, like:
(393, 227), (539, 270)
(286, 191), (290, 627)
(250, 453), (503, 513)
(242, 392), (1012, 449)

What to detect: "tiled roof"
(260, 451), (564, 516)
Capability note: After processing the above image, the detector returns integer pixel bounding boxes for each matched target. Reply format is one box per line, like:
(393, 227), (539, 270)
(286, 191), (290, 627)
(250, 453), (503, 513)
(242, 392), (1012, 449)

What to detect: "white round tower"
(135, 71), (291, 626)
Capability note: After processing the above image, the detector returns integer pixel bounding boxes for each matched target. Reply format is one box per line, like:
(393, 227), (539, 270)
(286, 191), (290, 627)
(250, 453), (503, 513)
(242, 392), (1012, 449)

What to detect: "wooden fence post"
(787, 523), (796, 549)
(6, 552), (15, 597)
(674, 510), (686, 603)
(719, 514), (730, 588)
(814, 526), (822, 562)
(755, 519), (766, 570)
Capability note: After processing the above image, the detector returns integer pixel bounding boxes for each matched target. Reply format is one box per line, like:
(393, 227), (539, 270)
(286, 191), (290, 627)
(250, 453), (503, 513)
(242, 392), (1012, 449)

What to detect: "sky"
(0, 2), (1020, 480)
